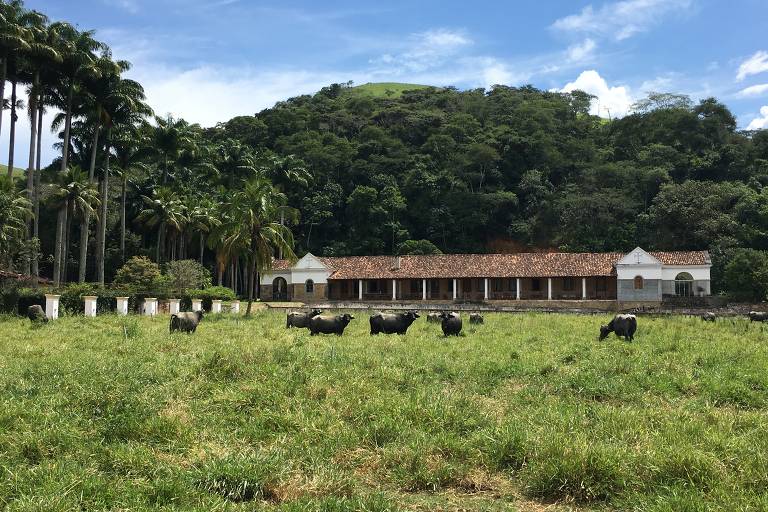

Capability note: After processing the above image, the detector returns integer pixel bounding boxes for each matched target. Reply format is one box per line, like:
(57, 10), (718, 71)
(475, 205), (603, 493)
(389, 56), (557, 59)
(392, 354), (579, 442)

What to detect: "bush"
(397, 239), (442, 255)
(165, 260), (212, 293)
(14, 287), (45, 315)
(113, 256), (162, 294)
(188, 286), (237, 312)
(723, 248), (768, 301)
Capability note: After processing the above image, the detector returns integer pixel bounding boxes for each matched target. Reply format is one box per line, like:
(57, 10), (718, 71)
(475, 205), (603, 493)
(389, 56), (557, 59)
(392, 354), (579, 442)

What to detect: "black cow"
(469, 313), (484, 324)
(27, 304), (47, 324)
(440, 311), (462, 336)
(369, 311), (420, 335)
(701, 312), (716, 322)
(426, 312), (442, 323)
(749, 311), (768, 322)
(170, 310), (204, 333)
(599, 314), (637, 341)
(286, 309), (322, 328)
(309, 313), (355, 336)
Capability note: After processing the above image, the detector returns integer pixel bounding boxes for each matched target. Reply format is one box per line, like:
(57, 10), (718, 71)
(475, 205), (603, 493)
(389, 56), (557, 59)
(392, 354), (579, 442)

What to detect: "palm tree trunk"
(53, 205), (65, 286)
(246, 258), (257, 317)
(97, 129), (110, 287)
(120, 174), (126, 262)
(63, 201), (73, 284)
(60, 81), (74, 171)
(199, 235), (204, 264)
(0, 58), (6, 157)
(24, 79), (38, 276)
(79, 121), (101, 283)
(7, 80), (17, 179)
(32, 97), (43, 283)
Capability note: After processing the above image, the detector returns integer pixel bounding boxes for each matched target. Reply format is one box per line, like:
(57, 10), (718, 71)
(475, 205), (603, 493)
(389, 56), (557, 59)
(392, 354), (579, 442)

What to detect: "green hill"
(0, 164), (25, 178)
(348, 82), (433, 98)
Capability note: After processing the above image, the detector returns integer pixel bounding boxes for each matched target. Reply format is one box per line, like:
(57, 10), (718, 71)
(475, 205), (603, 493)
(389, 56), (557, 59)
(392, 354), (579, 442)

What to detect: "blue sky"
(6, 0), (768, 166)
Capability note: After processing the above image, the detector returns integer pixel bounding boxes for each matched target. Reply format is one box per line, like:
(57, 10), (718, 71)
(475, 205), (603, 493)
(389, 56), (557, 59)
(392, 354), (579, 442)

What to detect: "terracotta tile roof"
(650, 251), (711, 265)
(267, 250), (710, 280)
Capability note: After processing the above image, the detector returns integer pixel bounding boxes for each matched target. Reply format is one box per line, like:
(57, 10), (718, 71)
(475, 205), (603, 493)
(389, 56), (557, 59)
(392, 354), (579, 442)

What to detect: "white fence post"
(83, 296), (97, 317)
(230, 300), (240, 314)
(116, 297), (129, 315)
(45, 294), (60, 320)
(191, 299), (203, 311)
(212, 299), (222, 313)
(168, 298), (181, 315)
(143, 298), (158, 317)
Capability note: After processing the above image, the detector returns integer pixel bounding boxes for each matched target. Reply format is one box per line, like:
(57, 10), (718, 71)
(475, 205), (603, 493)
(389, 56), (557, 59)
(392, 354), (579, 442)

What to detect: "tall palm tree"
(111, 124), (149, 263)
(137, 188), (186, 264)
(49, 166), (98, 285)
(150, 115), (194, 185)
(187, 196), (220, 265)
(213, 177), (296, 315)
(0, 0), (31, 170)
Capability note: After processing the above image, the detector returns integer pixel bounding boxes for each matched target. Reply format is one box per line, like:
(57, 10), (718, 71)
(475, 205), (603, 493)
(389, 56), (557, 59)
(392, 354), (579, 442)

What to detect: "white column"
(484, 278), (489, 300)
(422, 279), (427, 300)
(582, 278), (587, 300)
(116, 297), (129, 316)
(547, 278), (552, 300)
(83, 296), (97, 317)
(230, 300), (240, 314)
(191, 299), (202, 311)
(452, 278), (457, 300)
(392, 279), (397, 301)
(516, 278), (521, 300)
(45, 294), (60, 320)
(212, 299), (222, 313)
(168, 298), (181, 315)
(143, 298), (158, 317)
(358, 280), (363, 300)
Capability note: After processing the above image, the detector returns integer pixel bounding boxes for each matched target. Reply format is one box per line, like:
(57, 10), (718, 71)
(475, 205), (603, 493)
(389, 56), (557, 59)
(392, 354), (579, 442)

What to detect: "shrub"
(188, 286), (236, 311)
(723, 248), (768, 302)
(164, 260), (212, 293)
(113, 256), (162, 293)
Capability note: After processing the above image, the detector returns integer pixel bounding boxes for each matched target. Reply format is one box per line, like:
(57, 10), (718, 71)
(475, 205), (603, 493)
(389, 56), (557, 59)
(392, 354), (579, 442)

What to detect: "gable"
(616, 247), (661, 266)
(294, 253), (328, 270)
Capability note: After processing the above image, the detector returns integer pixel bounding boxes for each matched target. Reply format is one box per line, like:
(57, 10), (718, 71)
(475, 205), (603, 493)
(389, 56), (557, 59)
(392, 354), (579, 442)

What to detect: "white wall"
(661, 266), (710, 281)
(616, 264), (662, 280)
(260, 271), (292, 286)
(291, 269), (331, 284)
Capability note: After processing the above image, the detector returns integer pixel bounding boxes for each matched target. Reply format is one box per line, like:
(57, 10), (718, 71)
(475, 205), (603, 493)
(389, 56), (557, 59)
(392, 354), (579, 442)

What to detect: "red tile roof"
(267, 250), (709, 280)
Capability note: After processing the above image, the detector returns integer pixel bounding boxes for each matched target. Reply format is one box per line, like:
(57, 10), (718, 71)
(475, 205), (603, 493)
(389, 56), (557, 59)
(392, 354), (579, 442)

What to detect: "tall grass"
(0, 311), (766, 510)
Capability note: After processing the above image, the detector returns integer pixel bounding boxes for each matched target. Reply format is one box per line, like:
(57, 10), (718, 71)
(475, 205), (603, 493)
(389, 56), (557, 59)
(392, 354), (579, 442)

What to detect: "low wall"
(267, 299), (621, 313)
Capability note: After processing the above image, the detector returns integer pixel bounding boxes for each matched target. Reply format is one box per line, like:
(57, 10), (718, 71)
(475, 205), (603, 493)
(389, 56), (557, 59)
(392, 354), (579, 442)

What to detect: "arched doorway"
(272, 277), (288, 301)
(674, 272), (693, 297)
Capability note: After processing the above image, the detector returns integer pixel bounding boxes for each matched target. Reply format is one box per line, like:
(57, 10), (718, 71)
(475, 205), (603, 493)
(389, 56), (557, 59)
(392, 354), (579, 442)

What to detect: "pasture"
(0, 311), (767, 511)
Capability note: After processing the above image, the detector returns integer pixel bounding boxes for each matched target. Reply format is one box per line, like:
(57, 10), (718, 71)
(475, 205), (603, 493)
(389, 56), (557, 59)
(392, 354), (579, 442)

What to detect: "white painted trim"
(582, 277), (587, 299)
(452, 278), (457, 300)
(484, 278), (489, 300)
(516, 278), (521, 300)
(422, 279), (427, 300)
(392, 279), (397, 301)
(547, 278), (552, 300)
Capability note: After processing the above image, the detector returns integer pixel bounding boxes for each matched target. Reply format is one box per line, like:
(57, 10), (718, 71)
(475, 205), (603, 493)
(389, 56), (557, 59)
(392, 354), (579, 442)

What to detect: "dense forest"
(2, 0), (768, 298)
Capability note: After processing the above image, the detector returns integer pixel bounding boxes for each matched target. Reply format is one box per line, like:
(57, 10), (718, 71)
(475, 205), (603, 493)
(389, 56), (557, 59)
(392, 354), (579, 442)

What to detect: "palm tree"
(137, 188), (186, 264)
(49, 166), (98, 285)
(150, 115), (194, 184)
(0, 175), (31, 269)
(111, 124), (149, 263)
(187, 196), (220, 265)
(213, 176), (296, 315)
(0, 0), (31, 171)
(49, 22), (101, 172)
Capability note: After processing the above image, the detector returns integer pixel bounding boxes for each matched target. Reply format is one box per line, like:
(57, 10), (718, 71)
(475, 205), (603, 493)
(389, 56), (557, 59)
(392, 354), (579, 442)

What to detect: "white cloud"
(552, 0), (692, 41)
(559, 70), (634, 118)
(747, 106), (768, 130)
(103, 0), (139, 14)
(736, 51), (768, 82)
(738, 83), (768, 98)
(566, 38), (597, 62)
(370, 28), (472, 73)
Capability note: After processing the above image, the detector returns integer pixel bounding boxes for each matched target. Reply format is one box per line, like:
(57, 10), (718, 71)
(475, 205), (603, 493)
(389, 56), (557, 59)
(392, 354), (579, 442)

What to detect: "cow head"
(439, 311), (456, 320)
(341, 313), (355, 325)
(310, 309), (322, 317)
(405, 311), (420, 320)
(195, 310), (205, 321)
(598, 324), (610, 340)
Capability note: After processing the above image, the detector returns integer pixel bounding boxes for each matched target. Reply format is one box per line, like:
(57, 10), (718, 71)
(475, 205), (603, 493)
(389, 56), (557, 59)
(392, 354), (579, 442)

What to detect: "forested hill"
(204, 83), (768, 265)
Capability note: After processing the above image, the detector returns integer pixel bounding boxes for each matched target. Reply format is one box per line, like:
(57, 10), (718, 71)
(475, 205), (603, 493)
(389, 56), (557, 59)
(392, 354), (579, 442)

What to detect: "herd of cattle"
(24, 304), (768, 339)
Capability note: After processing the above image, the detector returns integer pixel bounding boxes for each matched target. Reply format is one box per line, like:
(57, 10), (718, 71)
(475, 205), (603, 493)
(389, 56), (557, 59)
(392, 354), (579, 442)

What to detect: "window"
(675, 272), (693, 297)
(563, 278), (575, 291)
(305, 279), (314, 293)
(531, 279), (541, 292)
(634, 276), (644, 290)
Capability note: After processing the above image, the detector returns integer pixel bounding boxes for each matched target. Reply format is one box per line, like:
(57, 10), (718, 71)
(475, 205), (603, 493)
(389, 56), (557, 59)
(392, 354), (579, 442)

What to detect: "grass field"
(1, 311), (767, 511)
(348, 83), (433, 98)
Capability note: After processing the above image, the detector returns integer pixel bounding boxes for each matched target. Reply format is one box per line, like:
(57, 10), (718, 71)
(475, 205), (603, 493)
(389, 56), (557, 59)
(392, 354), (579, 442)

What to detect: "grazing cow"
(469, 313), (484, 324)
(170, 310), (204, 333)
(439, 311), (462, 336)
(701, 312), (716, 322)
(599, 314), (637, 341)
(26, 304), (47, 324)
(286, 309), (322, 328)
(369, 311), (420, 335)
(309, 313), (355, 336)
(426, 312), (442, 323)
(748, 311), (768, 322)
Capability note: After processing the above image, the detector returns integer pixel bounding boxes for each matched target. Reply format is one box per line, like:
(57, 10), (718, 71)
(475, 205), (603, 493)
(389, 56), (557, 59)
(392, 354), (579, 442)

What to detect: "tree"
(213, 176), (296, 315)
(0, 175), (31, 269)
(113, 255), (161, 292)
(165, 259), (212, 293)
(723, 249), (768, 302)
(137, 188), (186, 264)
(397, 239), (442, 255)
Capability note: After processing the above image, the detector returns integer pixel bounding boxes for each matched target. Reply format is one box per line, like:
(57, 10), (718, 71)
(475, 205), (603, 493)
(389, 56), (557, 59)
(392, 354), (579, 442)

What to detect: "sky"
(3, 0), (768, 167)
